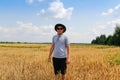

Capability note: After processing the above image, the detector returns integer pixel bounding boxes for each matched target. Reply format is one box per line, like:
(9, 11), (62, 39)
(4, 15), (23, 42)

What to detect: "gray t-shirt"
(52, 34), (70, 58)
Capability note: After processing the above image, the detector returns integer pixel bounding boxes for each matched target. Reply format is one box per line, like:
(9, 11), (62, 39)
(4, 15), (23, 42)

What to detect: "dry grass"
(0, 44), (120, 80)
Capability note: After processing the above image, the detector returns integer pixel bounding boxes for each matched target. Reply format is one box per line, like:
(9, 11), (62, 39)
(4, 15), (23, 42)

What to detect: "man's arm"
(66, 44), (70, 64)
(48, 44), (54, 62)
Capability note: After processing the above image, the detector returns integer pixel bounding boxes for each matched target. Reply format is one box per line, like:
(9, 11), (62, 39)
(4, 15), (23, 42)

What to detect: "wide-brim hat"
(54, 23), (66, 33)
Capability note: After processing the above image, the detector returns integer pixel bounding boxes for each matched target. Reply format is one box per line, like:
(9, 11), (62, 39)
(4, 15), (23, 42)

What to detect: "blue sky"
(0, 0), (120, 43)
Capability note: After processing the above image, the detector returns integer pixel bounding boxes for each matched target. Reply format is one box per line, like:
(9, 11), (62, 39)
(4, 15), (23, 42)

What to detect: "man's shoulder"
(52, 35), (58, 40)
(62, 35), (68, 39)
(53, 35), (57, 38)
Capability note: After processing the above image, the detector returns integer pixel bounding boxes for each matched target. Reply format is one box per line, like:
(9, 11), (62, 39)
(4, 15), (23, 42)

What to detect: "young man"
(48, 23), (70, 80)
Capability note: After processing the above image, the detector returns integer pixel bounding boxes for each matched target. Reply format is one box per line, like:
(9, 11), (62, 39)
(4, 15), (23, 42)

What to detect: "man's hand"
(48, 57), (51, 62)
(66, 58), (70, 64)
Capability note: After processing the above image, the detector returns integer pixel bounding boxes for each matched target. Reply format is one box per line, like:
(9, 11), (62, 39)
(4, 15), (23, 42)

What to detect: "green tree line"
(0, 41), (28, 44)
(91, 25), (120, 46)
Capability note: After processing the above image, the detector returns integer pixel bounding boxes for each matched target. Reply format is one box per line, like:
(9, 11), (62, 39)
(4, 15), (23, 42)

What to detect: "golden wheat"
(0, 44), (120, 80)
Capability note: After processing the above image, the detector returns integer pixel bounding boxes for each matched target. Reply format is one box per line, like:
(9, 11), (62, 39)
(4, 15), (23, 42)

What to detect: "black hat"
(55, 23), (66, 33)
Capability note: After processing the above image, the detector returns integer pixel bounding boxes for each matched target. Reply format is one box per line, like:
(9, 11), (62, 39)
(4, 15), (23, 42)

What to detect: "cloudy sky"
(0, 0), (120, 43)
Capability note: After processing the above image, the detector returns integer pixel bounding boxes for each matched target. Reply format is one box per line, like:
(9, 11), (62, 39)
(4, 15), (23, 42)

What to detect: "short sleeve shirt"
(52, 34), (70, 58)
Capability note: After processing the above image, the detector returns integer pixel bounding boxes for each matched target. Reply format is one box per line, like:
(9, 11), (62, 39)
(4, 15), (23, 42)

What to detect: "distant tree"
(91, 39), (96, 44)
(112, 25), (120, 46)
(98, 34), (106, 45)
(105, 35), (113, 45)
(91, 24), (120, 46)
(95, 36), (100, 44)
(17, 42), (21, 44)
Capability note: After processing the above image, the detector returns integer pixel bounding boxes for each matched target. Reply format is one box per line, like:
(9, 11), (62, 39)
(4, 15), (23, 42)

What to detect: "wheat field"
(0, 44), (120, 80)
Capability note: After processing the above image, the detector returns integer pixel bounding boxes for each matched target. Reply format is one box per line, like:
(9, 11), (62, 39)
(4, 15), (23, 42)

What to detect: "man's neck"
(57, 33), (63, 36)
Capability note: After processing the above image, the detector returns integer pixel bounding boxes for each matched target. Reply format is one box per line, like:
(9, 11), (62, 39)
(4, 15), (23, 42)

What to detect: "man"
(48, 23), (70, 80)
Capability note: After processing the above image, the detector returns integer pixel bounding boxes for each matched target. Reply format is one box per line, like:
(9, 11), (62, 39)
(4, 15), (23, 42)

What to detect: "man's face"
(56, 26), (64, 35)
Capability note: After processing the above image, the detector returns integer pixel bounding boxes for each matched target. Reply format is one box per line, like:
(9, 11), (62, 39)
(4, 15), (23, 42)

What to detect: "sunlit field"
(0, 43), (120, 80)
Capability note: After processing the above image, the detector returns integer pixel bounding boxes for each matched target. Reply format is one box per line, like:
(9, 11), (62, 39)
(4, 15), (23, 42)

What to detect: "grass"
(0, 44), (120, 80)
(108, 52), (120, 65)
(0, 44), (47, 48)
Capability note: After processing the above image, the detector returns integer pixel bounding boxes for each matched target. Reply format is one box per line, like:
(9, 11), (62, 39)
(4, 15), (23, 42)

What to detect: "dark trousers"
(52, 57), (67, 75)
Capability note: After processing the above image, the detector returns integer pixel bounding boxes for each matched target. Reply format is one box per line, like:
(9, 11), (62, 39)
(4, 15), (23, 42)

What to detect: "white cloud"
(16, 21), (55, 36)
(0, 21), (55, 42)
(92, 28), (100, 36)
(101, 8), (114, 16)
(37, 9), (45, 16)
(26, 0), (45, 4)
(115, 4), (120, 10)
(91, 19), (120, 37)
(101, 4), (120, 16)
(107, 19), (120, 27)
(37, 0), (74, 20)
(26, 0), (34, 4)
(38, 0), (45, 2)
